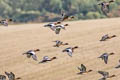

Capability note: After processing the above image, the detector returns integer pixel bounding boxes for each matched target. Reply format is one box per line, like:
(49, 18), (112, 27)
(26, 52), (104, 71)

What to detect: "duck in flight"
(98, 71), (115, 80)
(62, 46), (78, 57)
(0, 19), (13, 26)
(77, 64), (92, 74)
(5, 71), (21, 80)
(54, 24), (68, 34)
(98, 52), (115, 64)
(100, 34), (116, 41)
(61, 11), (74, 21)
(53, 40), (69, 47)
(44, 21), (61, 31)
(98, 0), (115, 15)
(39, 56), (57, 63)
(23, 49), (40, 61)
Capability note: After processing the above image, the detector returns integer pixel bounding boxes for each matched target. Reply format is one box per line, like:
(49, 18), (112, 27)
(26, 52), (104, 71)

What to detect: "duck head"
(112, 35), (116, 37)
(64, 24), (69, 26)
(64, 43), (69, 45)
(34, 49), (40, 52)
(109, 52), (115, 55)
(73, 46), (79, 49)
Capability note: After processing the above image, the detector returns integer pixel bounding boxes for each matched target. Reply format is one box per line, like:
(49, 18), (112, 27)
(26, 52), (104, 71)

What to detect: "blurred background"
(0, 0), (120, 23)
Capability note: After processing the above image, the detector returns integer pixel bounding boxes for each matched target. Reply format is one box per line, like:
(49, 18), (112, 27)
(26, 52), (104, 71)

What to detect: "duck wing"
(103, 55), (108, 64)
(100, 34), (109, 41)
(32, 54), (38, 61)
(98, 71), (109, 78)
(81, 64), (86, 72)
(55, 28), (61, 34)
(67, 51), (72, 57)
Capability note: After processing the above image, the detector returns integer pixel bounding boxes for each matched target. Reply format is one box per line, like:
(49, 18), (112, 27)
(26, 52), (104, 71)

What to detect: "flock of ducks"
(0, 0), (119, 80)
(0, 72), (21, 80)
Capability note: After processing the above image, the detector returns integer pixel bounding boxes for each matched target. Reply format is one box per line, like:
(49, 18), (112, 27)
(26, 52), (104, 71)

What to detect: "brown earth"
(0, 18), (120, 80)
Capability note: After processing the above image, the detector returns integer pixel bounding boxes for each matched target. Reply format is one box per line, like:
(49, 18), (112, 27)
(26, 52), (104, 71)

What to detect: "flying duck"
(54, 24), (69, 34)
(100, 34), (116, 41)
(77, 64), (92, 74)
(39, 56), (57, 63)
(0, 75), (6, 80)
(62, 46), (78, 57)
(98, 71), (115, 79)
(0, 19), (13, 26)
(44, 21), (61, 31)
(61, 11), (74, 21)
(53, 40), (69, 47)
(115, 60), (120, 68)
(23, 49), (40, 61)
(98, 52), (115, 64)
(5, 71), (21, 80)
(98, 0), (115, 15)
(55, 24), (68, 30)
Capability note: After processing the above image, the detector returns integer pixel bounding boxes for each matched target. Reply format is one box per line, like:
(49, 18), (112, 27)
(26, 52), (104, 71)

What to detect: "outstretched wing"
(98, 71), (109, 78)
(55, 28), (61, 34)
(32, 54), (38, 61)
(67, 51), (72, 57)
(103, 55), (108, 64)
(81, 64), (86, 72)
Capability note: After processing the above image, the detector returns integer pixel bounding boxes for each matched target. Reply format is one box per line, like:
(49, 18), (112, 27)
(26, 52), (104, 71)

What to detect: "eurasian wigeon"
(98, 52), (115, 64)
(98, 71), (115, 79)
(100, 34), (116, 41)
(77, 64), (92, 74)
(53, 40), (69, 47)
(39, 56), (57, 63)
(23, 49), (40, 61)
(62, 46), (78, 57)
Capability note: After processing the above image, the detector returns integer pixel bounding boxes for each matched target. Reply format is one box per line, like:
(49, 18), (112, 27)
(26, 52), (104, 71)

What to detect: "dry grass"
(0, 18), (120, 80)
